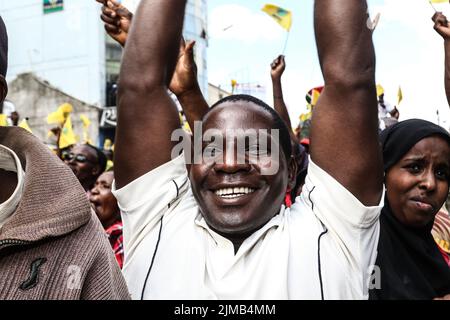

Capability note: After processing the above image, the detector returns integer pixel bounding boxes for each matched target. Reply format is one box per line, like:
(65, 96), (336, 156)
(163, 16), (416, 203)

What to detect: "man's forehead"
(74, 145), (96, 157)
(203, 102), (274, 128)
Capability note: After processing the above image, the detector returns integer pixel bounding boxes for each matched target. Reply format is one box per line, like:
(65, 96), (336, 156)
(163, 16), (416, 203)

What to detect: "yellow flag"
(58, 103), (73, 114)
(47, 103), (73, 125)
(59, 115), (77, 149)
(262, 4), (292, 31)
(18, 119), (32, 133)
(106, 160), (114, 172)
(0, 114), (7, 126)
(397, 86), (403, 105)
(311, 89), (321, 106)
(430, 0), (448, 3)
(80, 114), (91, 129)
(300, 111), (312, 122)
(104, 138), (113, 151)
(47, 109), (65, 125)
(376, 84), (384, 97)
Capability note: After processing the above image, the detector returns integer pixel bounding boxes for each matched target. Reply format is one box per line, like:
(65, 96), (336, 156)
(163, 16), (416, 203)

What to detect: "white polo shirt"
(113, 154), (383, 300)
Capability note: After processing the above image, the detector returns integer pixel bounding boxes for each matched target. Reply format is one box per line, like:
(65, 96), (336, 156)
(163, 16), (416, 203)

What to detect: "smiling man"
(113, 0), (383, 299)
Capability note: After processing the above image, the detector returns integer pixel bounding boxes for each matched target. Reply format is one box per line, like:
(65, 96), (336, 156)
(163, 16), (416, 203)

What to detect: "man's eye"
(247, 145), (269, 156)
(204, 146), (221, 157)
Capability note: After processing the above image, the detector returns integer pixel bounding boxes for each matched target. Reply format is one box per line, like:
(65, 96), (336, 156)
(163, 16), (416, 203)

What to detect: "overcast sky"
(123, 0), (450, 130)
(208, 0), (450, 130)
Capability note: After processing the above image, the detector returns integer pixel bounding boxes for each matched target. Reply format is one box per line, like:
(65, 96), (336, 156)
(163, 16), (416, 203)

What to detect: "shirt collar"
(0, 144), (25, 228)
(194, 206), (286, 257)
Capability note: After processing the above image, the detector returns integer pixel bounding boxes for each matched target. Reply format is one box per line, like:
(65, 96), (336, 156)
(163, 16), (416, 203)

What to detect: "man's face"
(64, 145), (100, 190)
(386, 136), (450, 228)
(189, 102), (290, 239)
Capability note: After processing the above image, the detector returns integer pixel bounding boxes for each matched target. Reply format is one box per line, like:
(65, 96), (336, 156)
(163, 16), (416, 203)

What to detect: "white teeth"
(214, 187), (256, 197)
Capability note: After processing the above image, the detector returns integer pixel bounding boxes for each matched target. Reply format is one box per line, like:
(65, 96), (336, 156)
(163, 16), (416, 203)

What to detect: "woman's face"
(386, 136), (450, 228)
(89, 171), (120, 229)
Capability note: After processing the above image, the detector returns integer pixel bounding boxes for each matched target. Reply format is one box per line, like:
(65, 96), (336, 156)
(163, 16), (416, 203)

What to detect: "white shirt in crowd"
(0, 144), (24, 229)
(112, 154), (383, 300)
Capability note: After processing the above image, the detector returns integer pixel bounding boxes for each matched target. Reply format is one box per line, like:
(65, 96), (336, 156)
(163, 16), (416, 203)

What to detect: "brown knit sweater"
(0, 127), (130, 300)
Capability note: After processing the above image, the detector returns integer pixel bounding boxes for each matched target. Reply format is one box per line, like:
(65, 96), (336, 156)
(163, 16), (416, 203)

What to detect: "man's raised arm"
(114, 0), (187, 188)
(432, 12), (450, 108)
(311, 0), (383, 205)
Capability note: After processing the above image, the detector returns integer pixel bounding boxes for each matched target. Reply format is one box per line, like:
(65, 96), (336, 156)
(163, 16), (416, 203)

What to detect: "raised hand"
(270, 55), (286, 81)
(433, 12), (450, 40)
(270, 54), (293, 136)
(312, 0), (382, 205)
(114, 0), (187, 188)
(169, 39), (198, 98)
(96, 0), (133, 47)
(433, 11), (450, 108)
(170, 39), (209, 131)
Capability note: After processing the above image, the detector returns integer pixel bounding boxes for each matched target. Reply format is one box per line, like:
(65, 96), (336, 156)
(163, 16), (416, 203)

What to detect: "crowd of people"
(0, 0), (449, 300)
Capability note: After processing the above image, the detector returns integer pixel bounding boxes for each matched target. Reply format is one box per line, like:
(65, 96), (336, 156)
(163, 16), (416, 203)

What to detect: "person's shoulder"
(65, 210), (110, 257)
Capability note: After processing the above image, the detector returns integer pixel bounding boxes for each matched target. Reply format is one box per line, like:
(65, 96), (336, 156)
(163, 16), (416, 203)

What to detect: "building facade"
(1, 0), (208, 145)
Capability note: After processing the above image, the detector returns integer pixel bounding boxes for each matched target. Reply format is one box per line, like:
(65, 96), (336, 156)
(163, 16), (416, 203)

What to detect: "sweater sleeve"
(80, 246), (131, 300)
(80, 215), (131, 300)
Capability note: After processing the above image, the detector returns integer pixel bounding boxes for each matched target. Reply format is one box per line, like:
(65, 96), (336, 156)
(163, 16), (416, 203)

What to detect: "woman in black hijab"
(369, 119), (450, 300)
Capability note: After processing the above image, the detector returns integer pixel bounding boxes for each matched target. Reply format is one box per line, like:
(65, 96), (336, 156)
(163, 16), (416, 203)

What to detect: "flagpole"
(429, 1), (437, 12)
(282, 30), (291, 55)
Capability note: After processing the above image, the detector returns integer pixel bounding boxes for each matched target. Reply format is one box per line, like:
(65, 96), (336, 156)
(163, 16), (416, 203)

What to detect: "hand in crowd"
(270, 55), (286, 82)
(433, 12), (450, 40)
(434, 293), (450, 300)
(96, 0), (133, 47)
(169, 39), (199, 98)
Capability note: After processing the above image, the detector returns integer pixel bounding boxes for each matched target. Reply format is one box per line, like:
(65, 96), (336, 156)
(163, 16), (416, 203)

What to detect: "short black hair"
(85, 144), (107, 175)
(0, 16), (7, 78)
(209, 94), (292, 163)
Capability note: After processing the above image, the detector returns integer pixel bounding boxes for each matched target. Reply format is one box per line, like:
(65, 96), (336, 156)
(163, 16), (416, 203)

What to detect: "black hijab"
(369, 119), (450, 300)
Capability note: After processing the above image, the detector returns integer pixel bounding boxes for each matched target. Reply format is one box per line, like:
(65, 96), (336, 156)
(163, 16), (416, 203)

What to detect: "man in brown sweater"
(0, 16), (130, 300)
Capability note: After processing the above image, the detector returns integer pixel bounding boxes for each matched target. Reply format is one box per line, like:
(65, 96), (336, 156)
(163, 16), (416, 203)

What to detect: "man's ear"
(0, 76), (7, 103)
(287, 156), (298, 190)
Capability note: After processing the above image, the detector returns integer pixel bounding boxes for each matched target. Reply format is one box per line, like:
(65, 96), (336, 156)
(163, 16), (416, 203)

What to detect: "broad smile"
(207, 183), (261, 206)
(214, 187), (256, 199)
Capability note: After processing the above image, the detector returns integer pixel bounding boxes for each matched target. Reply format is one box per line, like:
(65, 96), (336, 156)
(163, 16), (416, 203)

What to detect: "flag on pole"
(0, 114), (7, 126)
(47, 109), (65, 125)
(80, 114), (92, 144)
(59, 115), (77, 149)
(47, 103), (74, 125)
(231, 79), (238, 94)
(305, 86), (324, 105)
(262, 4), (292, 31)
(80, 114), (91, 129)
(376, 84), (385, 97)
(430, 0), (448, 3)
(59, 103), (73, 114)
(300, 111), (312, 123)
(397, 86), (403, 105)
(18, 119), (33, 133)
